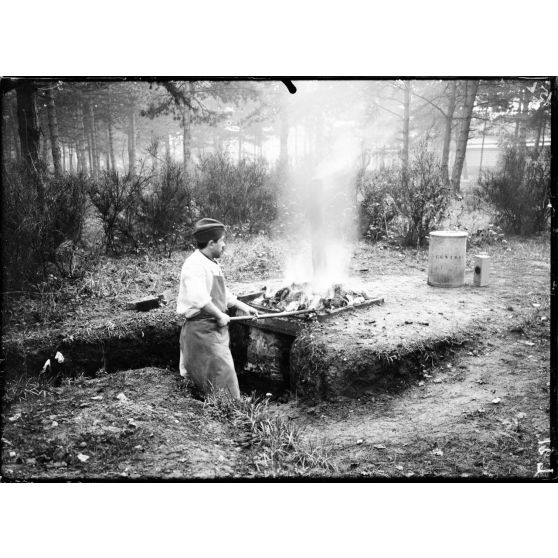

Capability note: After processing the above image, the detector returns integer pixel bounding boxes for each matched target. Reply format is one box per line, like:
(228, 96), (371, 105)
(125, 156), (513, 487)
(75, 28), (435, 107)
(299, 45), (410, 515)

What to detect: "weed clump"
(204, 391), (335, 476)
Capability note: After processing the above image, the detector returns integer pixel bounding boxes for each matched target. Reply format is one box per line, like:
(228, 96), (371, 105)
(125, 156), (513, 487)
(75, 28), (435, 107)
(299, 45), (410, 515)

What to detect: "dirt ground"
(1, 368), (269, 479)
(277, 317), (549, 477)
(1, 236), (551, 479)
(287, 237), (550, 399)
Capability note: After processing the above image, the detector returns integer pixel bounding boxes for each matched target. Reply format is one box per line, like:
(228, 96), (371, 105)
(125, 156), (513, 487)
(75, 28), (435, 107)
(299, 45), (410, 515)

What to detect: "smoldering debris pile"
(252, 283), (371, 313)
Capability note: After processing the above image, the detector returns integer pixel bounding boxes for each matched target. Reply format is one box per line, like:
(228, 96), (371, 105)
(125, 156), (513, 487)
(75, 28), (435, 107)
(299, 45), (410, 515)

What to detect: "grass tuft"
(204, 390), (336, 477)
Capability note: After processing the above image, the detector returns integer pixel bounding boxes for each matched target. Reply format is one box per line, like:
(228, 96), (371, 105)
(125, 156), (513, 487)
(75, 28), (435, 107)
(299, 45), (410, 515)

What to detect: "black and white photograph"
(1, 77), (554, 481)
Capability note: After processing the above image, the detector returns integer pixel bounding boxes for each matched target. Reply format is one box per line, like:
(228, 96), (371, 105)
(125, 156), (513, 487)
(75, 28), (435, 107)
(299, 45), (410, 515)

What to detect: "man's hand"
(236, 301), (259, 320)
(246, 306), (259, 319)
(216, 313), (231, 328)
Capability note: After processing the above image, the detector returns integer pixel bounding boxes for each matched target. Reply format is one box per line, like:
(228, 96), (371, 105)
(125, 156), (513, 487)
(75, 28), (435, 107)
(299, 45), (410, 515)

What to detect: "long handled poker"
(228, 308), (317, 321)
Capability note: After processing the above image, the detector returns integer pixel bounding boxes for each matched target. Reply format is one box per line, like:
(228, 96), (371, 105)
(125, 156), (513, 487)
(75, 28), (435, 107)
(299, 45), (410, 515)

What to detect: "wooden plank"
(249, 318), (301, 336)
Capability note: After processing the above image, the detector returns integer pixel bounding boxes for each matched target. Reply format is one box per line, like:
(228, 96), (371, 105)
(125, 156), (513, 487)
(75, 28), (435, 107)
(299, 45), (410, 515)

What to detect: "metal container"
(473, 254), (491, 287)
(427, 231), (468, 288)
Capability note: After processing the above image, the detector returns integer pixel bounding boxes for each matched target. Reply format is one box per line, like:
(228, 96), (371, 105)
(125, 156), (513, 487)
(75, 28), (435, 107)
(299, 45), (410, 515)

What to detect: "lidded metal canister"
(473, 253), (491, 287)
(427, 231), (468, 288)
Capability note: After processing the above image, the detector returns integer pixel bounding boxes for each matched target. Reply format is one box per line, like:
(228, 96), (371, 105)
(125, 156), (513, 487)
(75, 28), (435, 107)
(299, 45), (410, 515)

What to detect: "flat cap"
(193, 218), (225, 240)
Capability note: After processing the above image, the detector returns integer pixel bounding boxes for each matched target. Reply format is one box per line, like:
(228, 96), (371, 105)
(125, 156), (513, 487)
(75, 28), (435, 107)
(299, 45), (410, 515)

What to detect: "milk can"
(427, 231), (468, 287)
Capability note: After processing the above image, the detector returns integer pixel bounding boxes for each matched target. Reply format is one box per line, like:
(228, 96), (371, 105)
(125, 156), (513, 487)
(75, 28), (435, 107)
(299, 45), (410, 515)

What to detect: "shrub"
(1, 163), (89, 288)
(390, 142), (451, 246)
(468, 224), (506, 248)
(45, 173), (90, 277)
(192, 153), (277, 232)
(88, 170), (147, 254)
(137, 161), (194, 255)
(357, 167), (398, 240)
(476, 147), (550, 235)
(363, 143), (450, 246)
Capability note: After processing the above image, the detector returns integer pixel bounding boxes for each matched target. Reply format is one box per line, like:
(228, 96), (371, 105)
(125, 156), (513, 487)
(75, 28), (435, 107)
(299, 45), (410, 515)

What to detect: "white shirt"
(176, 249), (238, 318)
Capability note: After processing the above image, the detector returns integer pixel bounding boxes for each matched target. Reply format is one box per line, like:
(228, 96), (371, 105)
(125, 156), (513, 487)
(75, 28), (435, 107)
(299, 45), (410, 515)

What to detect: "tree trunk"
(107, 92), (117, 171)
(402, 81), (411, 170)
(151, 137), (159, 173)
(182, 104), (191, 174)
(87, 132), (94, 173)
(1, 100), (11, 163)
(16, 81), (45, 211)
(128, 101), (136, 177)
(534, 106), (547, 157)
(69, 144), (74, 173)
(10, 104), (21, 163)
(82, 99), (94, 173)
(165, 134), (171, 161)
(89, 102), (99, 175)
(213, 130), (222, 152)
(518, 86), (531, 148)
(479, 115), (488, 174)
(108, 118), (116, 171)
(513, 116), (520, 145)
(279, 107), (289, 171)
(88, 131), (94, 172)
(451, 80), (479, 193)
(76, 104), (88, 174)
(45, 88), (62, 176)
(16, 81), (41, 170)
(441, 81), (457, 187)
(39, 129), (48, 164)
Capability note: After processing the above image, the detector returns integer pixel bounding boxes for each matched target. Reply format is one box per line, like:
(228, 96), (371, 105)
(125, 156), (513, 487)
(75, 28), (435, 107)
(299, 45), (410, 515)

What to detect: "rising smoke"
(275, 80), (369, 293)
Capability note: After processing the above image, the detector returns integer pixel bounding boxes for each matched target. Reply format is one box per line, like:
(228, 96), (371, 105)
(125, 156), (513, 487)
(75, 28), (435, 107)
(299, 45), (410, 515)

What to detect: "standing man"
(177, 218), (258, 398)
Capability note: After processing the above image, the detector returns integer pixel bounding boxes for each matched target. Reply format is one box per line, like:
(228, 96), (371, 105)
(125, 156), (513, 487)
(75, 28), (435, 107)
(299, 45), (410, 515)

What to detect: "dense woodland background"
(1, 78), (552, 292)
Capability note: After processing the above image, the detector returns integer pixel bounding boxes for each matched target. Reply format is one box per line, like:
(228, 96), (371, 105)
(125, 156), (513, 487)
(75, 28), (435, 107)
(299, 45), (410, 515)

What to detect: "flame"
(257, 281), (369, 313)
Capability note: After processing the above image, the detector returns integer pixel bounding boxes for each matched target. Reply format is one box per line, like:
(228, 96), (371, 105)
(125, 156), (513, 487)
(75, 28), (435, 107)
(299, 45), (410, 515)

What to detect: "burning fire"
(253, 282), (370, 313)
(274, 125), (363, 312)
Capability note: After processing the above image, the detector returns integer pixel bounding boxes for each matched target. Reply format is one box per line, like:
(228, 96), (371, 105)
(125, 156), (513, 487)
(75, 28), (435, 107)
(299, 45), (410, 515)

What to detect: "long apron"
(179, 275), (240, 398)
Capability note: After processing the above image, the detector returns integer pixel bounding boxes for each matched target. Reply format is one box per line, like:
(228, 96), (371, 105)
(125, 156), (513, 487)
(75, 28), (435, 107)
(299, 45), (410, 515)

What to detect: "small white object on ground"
(116, 393), (128, 402)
